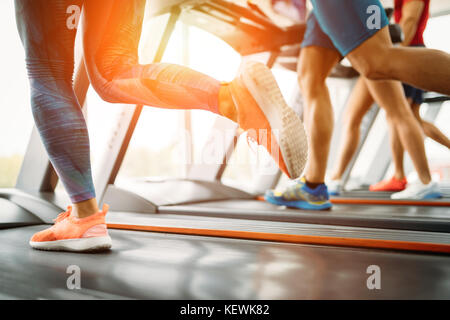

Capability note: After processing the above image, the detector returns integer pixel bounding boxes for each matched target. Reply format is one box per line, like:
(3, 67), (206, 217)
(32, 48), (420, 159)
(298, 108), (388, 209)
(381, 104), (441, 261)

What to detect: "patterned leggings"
(15, 0), (221, 203)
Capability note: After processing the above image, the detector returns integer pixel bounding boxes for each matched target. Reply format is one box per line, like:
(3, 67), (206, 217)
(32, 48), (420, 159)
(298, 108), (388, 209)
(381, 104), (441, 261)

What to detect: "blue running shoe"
(265, 177), (332, 210)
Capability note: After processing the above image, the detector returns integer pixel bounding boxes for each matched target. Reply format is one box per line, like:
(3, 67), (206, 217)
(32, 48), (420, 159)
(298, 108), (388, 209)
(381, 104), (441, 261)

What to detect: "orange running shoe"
(29, 204), (112, 252)
(228, 61), (308, 179)
(369, 177), (407, 192)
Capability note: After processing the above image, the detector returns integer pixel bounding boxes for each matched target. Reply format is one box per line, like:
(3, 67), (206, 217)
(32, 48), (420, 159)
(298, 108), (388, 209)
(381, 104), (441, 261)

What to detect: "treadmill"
(95, 1), (450, 233)
(1, 0), (450, 299)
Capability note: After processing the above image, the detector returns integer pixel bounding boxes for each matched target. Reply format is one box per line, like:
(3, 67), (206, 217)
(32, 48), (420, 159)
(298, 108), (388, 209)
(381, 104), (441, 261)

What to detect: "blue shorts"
(301, 0), (389, 56)
(403, 83), (424, 105)
(403, 45), (426, 105)
(301, 12), (337, 53)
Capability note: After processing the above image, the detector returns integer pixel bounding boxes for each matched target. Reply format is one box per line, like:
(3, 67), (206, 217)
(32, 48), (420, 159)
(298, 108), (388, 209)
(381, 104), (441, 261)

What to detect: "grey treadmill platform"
(333, 190), (450, 202)
(107, 210), (450, 248)
(104, 180), (254, 213)
(158, 199), (450, 233)
(1, 225), (450, 299)
(0, 198), (42, 229)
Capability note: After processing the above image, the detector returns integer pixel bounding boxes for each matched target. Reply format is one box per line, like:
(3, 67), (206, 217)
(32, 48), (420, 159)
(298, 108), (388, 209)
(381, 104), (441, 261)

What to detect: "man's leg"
(298, 46), (341, 184)
(265, 12), (341, 210)
(265, 45), (340, 210)
(308, 0), (450, 95)
(348, 26), (450, 95)
(331, 77), (374, 181)
(308, 0), (434, 185)
(411, 104), (450, 149)
(306, 0), (441, 198)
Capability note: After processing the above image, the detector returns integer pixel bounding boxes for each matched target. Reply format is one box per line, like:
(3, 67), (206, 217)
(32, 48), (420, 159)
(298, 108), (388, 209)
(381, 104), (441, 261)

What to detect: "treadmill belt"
(331, 197), (450, 207)
(337, 190), (395, 199)
(157, 199), (450, 233)
(107, 211), (450, 253)
(332, 191), (450, 206)
(2, 225), (450, 299)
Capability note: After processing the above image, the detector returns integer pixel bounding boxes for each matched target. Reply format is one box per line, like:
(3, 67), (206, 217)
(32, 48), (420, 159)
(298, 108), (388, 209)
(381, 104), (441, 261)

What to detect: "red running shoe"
(369, 177), (407, 192)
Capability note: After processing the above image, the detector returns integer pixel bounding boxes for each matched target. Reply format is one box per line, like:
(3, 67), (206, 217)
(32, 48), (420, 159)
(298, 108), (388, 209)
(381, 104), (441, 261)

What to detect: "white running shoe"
(391, 181), (442, 200)
(327, 179), (342, 196)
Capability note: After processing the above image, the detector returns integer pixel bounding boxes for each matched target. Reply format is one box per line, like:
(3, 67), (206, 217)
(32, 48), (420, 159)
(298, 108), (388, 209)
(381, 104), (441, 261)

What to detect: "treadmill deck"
(2, 226), (450, 299)
(158, 199), (450, 233)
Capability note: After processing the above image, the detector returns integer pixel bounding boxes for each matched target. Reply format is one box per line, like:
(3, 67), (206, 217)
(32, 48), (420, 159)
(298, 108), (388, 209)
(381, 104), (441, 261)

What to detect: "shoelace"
(53, 206), (72, 223)
(246, 133), (259, 154)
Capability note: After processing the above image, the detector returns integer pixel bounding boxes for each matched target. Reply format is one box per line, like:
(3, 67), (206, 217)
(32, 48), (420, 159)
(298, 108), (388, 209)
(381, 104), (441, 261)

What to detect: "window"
(0, 1), (34, 187)
(114, 19), (242, 186)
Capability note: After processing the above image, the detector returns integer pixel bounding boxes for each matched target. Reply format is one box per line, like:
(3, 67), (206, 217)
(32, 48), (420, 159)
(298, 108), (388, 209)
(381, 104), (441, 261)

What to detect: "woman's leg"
(387, 119), (406, 180)
(368, 118), (408, 192)
(81, 0), (308, 179)
(82, 0), (222, 113)
(411, 104), (450, 149)
(331, 77), (374, 180)
(363, 79), (431, 185)
(15, 0), (98, 217)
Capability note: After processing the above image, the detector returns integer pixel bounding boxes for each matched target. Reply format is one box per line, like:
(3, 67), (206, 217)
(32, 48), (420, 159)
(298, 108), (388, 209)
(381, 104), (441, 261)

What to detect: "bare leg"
(387, 120), (406, 180)
(348, 26), (450, 95)
(331, 77), (374, 180)
(73, 199), (100, 218)
(298, 46), (341, 183)
(363, 79), (431, 184)
(411, 104), (450, 149)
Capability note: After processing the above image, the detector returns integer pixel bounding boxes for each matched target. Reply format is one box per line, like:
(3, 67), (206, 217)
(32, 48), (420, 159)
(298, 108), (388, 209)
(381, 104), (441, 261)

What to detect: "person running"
(265, 0), (449, 210)
(16, 0), (308, 251)
(328, 0), (449, 198)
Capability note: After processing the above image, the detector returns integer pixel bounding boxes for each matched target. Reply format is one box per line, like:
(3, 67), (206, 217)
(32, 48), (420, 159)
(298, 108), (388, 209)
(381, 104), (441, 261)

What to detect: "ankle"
(73, 198), (99, 219)
(330, 173), (341, 181)
(218, 83), (237, 122)
(305, 177), (324, 189)
(394, 173), (405, 180)
(419, 176), (432, 185)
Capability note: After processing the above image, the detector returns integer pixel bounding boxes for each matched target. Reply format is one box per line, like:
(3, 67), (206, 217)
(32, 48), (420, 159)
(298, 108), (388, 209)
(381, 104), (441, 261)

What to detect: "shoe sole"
(30, 236), (112, 252)
(265, 195), (332, 211)
(328, 191), (340, 196)
(423, 192), (443, 199)
(391, 192), (442, 200)
(391, 190), (442, 200)
(240, 61), (308, 179)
